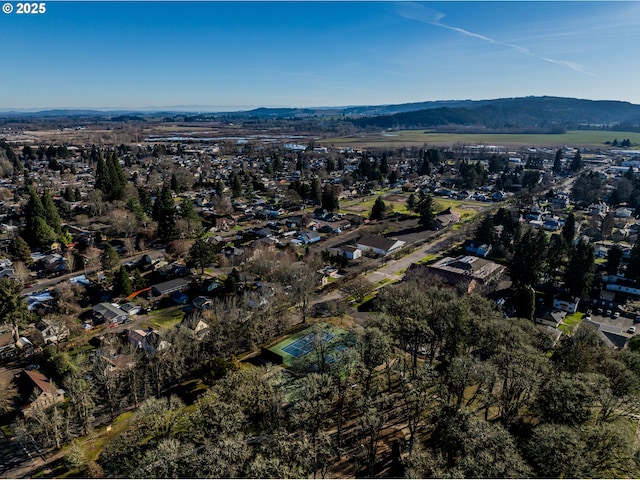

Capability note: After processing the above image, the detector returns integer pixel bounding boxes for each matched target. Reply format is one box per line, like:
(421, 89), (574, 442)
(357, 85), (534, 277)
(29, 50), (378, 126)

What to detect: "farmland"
(319, 129), (640, 148)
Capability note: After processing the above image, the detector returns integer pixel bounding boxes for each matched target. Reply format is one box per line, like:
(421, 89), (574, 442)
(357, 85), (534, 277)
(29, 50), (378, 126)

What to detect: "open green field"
(340, 190), (490, 221)
(320, 130), (640, 148)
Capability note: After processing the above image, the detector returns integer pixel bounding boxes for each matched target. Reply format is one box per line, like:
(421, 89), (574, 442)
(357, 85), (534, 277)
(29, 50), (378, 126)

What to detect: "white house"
(357, 235), (405, 256)
(553, 296), (580, 314)
(337, 245), (362, 260)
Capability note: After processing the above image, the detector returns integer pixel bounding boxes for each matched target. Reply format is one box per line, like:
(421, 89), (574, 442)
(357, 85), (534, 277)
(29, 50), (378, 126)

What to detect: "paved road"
(21, 250), (157, 296)
(364, 233), (453, 285)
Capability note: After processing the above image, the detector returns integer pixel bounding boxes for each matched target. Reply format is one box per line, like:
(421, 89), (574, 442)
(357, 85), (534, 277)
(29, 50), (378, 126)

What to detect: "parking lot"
(584, 308), (638, 335)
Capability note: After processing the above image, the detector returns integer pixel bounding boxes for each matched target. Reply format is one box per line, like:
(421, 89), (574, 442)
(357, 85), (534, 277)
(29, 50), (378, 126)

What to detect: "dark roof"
(152, 278), (191, 295)
(357, 234), (399, 251)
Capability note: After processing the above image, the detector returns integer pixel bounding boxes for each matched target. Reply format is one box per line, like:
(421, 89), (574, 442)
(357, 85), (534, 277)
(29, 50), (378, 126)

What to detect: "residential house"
(34, 319), (69, 345)
(193, 296), (214, 310)
(603, 277), (640, 297)
(142, 330), (170, 354)
(551, 195), (569, 209)
(0, 330), (17, 359)
(16, 337), (34, 356)
(543, 217), (562, 232)
(615, 207), (634, 218)
(337, 245), (362, 260)
(589, 202), (609, 216)
(357, 235), (405, 256)
(120, 302), (141, 316)
(407, 255), (506, 294)
(15, 370), (65, 416)
(492, 191), (506, 202)
(151, 278), (191, 297)
(434, 207), (461, 230)
(93, 302), (129, 324)
(299, 231), (321, 245)
(537, 311), (566, 328)
(180, 314), (210, 339)
(141, 251), (166, 269)
(552, 296), (580, 314)
(127, 329), (147, 349)
(463, 240), (492, 258)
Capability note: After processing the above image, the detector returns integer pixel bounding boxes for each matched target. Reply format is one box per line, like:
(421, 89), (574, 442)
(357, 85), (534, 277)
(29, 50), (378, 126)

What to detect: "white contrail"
(397, 2), (593, 75)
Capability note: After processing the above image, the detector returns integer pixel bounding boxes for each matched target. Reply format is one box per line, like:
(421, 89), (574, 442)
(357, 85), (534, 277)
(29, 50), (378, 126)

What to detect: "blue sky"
(2, 1), (640, 110)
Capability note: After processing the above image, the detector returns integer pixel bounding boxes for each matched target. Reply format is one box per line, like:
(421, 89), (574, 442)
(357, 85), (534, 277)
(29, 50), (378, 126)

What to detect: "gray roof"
(93, 303), (128, 322)
(151, 278), (191, 296)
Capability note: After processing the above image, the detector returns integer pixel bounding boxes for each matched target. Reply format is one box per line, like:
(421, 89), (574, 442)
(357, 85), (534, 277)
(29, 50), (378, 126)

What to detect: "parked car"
(628, 326), (636, 334)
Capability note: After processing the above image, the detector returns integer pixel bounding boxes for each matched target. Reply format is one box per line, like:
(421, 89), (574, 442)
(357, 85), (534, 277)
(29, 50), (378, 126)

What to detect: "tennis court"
(281, 330), (334, 358)
(268, 323), (352, 367)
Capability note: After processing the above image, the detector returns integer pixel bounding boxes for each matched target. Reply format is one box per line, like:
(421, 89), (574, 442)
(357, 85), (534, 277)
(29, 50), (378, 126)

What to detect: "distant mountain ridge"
(347, 96), (640, 132)
(2, 96), (640, 132)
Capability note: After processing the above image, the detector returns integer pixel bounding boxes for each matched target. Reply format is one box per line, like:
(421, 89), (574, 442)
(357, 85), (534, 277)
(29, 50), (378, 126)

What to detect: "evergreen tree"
(10, 236), (33, 265)
(379, 153), (389, 176)
(107, 152), (127, 200)
(562, 212), (576, 244)
(321, 186), (339, 212)
(60, 230), (73, 246)
(564, 240), (594, 299)
(626, 237), (640, 280)
(138, 187), (153, 215)
(153, 185), (176, 239)
(32, 216), (57, 247)
(170, 173), (180, 194)
(132, 269), (146, 291)
(101, 244), (120, 272)
(178, 198), (202, 238)
(553, 149), (563, 174)
(113, 265), (133, 297)
(370, 196), (386, 221)
(511, 229), (548, 287)
(187, 237), (218, 274)
(607, 245), (623, 276)
(95, 152), (114, 200)
(417, 192), (435, 229)
(96, 150), (127, 201)
(406, 193), (417, 213)
(42, 190), (62, 234)
(0, 278), (32, 341)
(310, 177), (322, 205)
(475, 215), (496, 244)
(231, 171), (243, 198)
(570, 150), (583, 172)
(514, 285), (536, 321)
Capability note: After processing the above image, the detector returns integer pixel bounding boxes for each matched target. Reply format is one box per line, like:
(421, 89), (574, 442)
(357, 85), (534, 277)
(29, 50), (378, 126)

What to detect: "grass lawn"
(146, 305), (184, 330)
(560, 311), (584, 335)
(81, 411), (135, 462)
(416, 253), (440, 265)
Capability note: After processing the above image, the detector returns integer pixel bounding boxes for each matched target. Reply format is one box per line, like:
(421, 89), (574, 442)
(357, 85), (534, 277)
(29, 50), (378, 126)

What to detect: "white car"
(628, 326), (636, 334)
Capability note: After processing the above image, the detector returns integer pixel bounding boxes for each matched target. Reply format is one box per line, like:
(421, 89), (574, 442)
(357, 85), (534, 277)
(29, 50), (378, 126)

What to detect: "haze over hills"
(2, 96), (640, 133)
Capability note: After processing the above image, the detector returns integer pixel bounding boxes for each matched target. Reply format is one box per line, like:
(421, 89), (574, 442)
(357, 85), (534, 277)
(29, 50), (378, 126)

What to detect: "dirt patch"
(382, 194), (408, 203)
